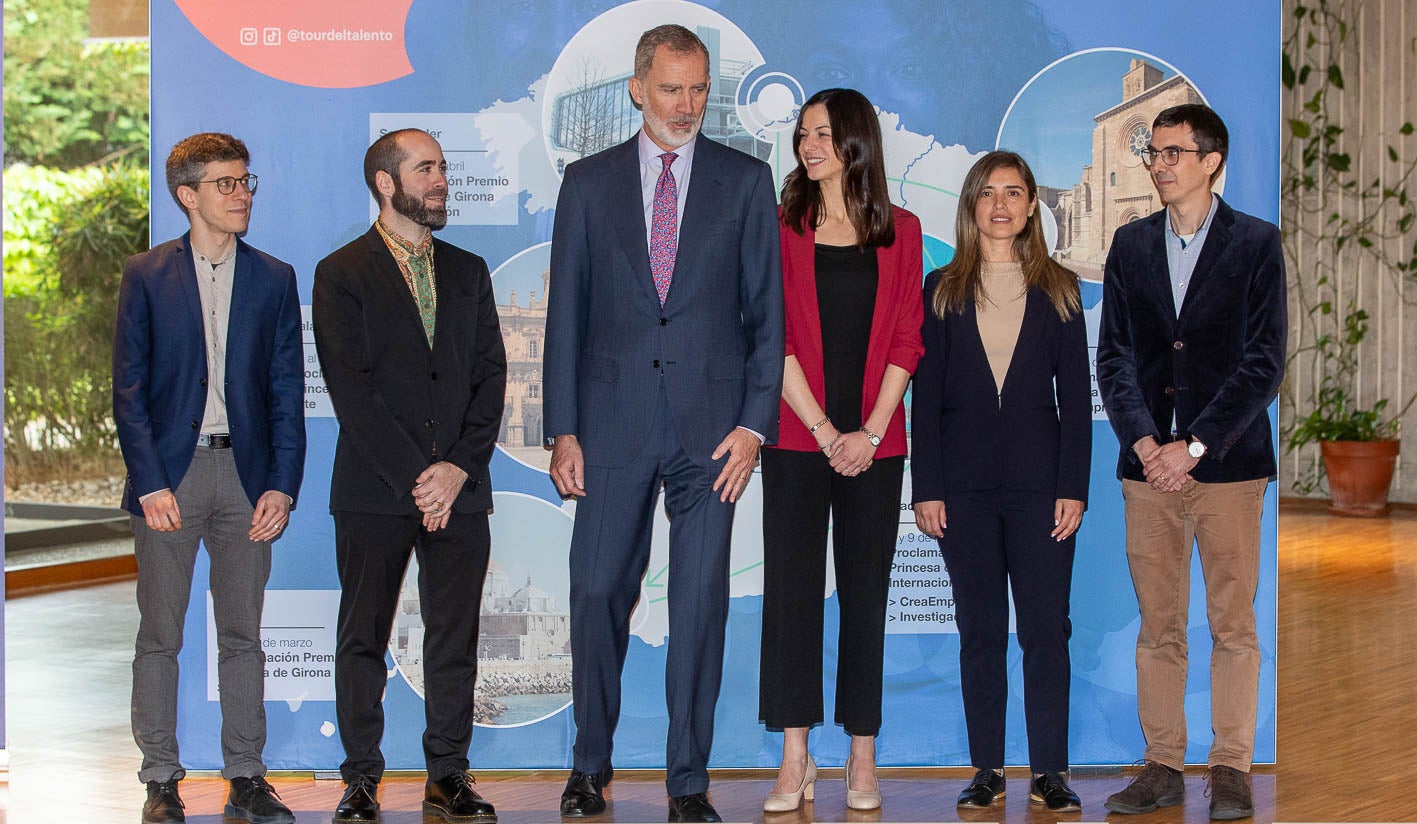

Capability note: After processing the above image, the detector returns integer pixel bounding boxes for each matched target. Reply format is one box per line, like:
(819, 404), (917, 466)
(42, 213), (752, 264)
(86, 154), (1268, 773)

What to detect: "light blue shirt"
(1163, 193), (1219, 315)
(638, 128), (696, 254)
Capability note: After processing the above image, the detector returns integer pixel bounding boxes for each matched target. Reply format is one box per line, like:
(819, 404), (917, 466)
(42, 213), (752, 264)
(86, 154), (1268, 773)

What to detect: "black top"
(815, 243), (877, 431)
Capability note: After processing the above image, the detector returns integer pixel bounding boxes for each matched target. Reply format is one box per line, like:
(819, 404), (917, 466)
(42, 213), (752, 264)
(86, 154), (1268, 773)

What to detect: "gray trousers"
(131, 445), (271, 782)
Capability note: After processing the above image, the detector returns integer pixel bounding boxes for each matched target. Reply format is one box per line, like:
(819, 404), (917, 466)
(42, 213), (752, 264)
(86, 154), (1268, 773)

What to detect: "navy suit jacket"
(911, 274), (1092, 504)
(312, 227), (506, 515)
(543, 133), (784, 468)
(113, 233), (306, 516)
(1096, 196), (1287, 483)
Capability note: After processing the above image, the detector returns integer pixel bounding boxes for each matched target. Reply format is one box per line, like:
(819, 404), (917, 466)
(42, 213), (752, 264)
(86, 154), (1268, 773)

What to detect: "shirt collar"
(1164, 193), (1219, 245)
(637, 128), (697, 171)
(376, 218), (433, 256)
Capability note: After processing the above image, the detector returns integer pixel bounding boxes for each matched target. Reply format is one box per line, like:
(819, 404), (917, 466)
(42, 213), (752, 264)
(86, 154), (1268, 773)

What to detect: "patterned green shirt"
(376, 219), (437, 346)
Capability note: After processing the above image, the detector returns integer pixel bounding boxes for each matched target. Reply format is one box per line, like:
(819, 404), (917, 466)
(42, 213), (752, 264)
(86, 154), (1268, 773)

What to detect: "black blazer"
(1095, 197), (1286, 483)
(312, 227), (507, 515)
(911, 274), (1091, 504)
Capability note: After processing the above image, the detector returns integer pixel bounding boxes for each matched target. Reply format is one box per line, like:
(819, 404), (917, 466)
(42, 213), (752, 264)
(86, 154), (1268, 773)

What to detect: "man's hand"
(549, 435), (587, 498)
(711, 428), (760, 503)
(1051, 498), (1084, 541)
(249, 491), (291, 542)
(827, 431), (876, 477)
(413, 461), (469, 515)
(1141, 440), (1197, 493)
(423, 510), (452, 532)
(914, 500), (946, 538)
(141, 489), (182, 532)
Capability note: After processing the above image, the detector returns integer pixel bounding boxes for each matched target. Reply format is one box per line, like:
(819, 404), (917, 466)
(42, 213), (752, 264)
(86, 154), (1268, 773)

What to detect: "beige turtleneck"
(978, 260), (1027, 396)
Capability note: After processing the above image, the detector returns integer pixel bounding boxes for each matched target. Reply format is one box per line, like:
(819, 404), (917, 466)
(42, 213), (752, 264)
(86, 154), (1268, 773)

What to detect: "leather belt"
(198, 433), (232, 449)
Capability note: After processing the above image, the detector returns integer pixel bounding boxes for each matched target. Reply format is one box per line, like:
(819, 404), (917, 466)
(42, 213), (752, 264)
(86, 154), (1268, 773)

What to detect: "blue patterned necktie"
(649, 151), (679, 305)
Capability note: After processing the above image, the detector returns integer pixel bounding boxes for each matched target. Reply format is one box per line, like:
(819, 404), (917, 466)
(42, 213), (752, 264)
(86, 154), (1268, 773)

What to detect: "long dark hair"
(930, 150), (1080, 321)
(779, 88), (894, 248)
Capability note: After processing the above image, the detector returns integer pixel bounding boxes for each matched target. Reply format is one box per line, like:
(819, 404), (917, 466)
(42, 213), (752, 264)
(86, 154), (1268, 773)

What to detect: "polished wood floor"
(4, 504), (1415, 822)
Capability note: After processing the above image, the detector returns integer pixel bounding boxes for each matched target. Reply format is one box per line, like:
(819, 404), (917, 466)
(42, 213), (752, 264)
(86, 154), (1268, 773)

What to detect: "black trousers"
(937, 490), (1074, 773)
(333, 508), (490, 782)
(759, 448), (904, 736)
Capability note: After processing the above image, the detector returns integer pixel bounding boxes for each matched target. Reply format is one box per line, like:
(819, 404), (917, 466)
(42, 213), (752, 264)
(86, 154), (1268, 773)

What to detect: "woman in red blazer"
(759, 88), (924, 813)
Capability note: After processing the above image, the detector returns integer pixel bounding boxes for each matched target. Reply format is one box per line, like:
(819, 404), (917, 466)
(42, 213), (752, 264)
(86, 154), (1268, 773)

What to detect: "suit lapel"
(1140, 212), (1177, 323)
(1177, 198), (1234, 321)
(175, 234), (204, 342)
(607, 139), (659, 307)
(363, 228), (431, 348)
(226, 240), (254, 367)
(999, 288), (1046, 402)
(671, 135), (722, 306)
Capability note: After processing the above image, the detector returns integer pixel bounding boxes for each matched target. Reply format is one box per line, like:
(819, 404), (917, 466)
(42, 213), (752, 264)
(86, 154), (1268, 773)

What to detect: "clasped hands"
(412, 461), (468, 532)
(1134, 435), (1198, 493)
(814, 425), (875, 477)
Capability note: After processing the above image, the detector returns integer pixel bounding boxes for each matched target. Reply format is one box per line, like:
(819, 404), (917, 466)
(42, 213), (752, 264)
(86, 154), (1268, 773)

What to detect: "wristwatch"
(1188, 436), (1208, 459)
(860, 427), (882, 448)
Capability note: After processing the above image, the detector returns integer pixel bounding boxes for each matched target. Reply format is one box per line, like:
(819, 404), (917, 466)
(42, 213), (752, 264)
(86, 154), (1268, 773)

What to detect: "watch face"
(1189, 441), (1205, 458)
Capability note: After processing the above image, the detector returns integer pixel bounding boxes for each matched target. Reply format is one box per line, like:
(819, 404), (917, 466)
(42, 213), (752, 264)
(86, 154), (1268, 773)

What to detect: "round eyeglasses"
(1140, 147), (1204, 168)
(200, 174), (259, 194)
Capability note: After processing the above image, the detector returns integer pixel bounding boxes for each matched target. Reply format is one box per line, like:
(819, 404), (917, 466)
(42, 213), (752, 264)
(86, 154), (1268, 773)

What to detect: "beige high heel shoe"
(845, 754), (882, 810)
(763, 754), (817, 812)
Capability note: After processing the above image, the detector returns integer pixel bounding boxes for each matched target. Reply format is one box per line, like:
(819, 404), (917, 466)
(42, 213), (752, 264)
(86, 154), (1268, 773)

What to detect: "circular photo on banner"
(390, 492), (575, 728)
(489, 243), (553, 472)
(995, 48), (1217, 283)
(540, 0), (774, 177)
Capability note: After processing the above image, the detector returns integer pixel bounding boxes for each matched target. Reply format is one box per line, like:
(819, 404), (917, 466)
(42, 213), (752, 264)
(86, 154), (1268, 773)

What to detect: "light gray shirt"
(638, 128), (696, 254)
(193, 248), (235, 436)
(1163, 193), (1220, 315)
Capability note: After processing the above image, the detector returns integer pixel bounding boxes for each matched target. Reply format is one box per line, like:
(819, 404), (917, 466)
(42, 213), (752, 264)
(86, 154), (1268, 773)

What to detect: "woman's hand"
(914, 500), (946, 537)
(1051, 498), (1084, 541)
(828, 430), (876, 476)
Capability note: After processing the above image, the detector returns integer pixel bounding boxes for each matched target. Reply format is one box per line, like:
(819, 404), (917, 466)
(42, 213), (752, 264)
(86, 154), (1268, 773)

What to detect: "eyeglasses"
(200, 174), (259, 194)
(1140, 147), (1204, 167)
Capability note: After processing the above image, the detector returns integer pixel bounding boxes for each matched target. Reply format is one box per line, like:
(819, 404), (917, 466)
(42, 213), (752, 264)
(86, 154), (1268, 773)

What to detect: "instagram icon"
(238, 27), (258, 46)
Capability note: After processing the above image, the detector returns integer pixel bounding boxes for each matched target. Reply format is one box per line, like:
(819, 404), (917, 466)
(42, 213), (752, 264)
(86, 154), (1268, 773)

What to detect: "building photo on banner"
(147, 0), (1281, 771)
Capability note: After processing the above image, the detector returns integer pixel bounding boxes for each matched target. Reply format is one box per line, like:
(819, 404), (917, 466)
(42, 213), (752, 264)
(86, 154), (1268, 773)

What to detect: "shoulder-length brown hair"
(779, 88), (895, 248)
(930, 150), (1080, 321)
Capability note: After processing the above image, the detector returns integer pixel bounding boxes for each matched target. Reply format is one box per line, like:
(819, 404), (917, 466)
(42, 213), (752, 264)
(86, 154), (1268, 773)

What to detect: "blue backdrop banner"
(151, 0), (1281, 771)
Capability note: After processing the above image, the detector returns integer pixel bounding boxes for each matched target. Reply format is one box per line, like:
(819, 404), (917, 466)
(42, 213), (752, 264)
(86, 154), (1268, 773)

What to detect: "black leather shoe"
(333, 775), (380, 823)
(1030, 772), (1081, 812)
(957, 768), (1006, 807)
(668, 793), (722, 823)
(225, 776), (295, 824)
(424, 771), (497, 823)
(142, 780), (185, 824)
(560, 767), (613, 817)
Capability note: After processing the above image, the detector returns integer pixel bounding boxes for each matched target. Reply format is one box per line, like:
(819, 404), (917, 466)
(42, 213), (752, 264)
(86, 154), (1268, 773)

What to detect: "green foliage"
(3, 0), (150, 168)
(3, 163), (150, 481)
(1281, 0), (1417, 494)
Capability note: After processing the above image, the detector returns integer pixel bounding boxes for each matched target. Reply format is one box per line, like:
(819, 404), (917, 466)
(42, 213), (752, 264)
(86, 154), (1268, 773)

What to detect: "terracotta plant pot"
(1320, 439), (1400, 517)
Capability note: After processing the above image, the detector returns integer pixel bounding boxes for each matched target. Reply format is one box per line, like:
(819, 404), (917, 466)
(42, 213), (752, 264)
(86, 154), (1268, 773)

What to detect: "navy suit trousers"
(569, 386), (736, 796)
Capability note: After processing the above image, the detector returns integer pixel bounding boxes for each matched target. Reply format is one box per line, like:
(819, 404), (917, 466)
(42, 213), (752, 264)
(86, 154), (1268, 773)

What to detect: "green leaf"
(1390, 146), (1400, 162)
(1282, 52), (1296, 89)
(1290, 119), (1313, 138)
(1327, 152), (1351, 172)
(1328, 63), (1345, 89)
(1402, 122), (1415, 135)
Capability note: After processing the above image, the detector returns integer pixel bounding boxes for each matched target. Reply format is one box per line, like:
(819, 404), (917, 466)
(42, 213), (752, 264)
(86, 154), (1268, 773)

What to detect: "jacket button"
(425, 419), (434, 428)
(1173, 340), (1184, 350)
(1164, 386), (1174, 396)
(200, 377), (207, 388)
(430, 371), (439, 381)
(653, 359), (661, 368)
(191, 421), (200, 429)
(659, 317), (668, 326)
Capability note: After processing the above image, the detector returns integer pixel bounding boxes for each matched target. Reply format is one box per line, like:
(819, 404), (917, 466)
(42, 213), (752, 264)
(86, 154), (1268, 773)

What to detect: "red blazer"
(772, 205), (925, 456)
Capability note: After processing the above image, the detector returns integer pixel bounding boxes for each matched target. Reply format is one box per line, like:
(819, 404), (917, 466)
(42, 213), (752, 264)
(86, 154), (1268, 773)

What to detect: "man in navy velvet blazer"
(113, 133), (305, 824)
(1096, 105), (1286, 821)
(543, 24), (783, 824)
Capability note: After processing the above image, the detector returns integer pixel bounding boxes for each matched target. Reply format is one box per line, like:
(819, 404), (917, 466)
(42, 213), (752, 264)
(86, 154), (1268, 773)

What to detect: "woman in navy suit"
(911, 151), (1090, 812)
(759, 88), (924, 813)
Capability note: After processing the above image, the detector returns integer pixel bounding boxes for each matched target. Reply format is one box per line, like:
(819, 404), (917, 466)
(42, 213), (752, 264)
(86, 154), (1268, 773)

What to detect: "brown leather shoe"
(1206, 765), (1254, 820)
(1105, 761), (1184, 814)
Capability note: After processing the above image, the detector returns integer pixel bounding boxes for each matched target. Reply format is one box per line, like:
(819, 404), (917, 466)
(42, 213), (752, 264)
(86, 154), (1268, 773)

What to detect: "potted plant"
(1285, 302), (1407, 516)
(1281, 1), (1416, 515)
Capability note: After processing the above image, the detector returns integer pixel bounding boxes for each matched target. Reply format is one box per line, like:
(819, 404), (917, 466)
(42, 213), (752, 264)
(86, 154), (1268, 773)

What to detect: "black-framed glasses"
(200, 174), (259, 194)
(1140, 146), (1204, 167)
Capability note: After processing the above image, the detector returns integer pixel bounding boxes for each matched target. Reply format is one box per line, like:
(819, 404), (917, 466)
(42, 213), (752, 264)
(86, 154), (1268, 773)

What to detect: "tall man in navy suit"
(314, 128), (505, 824)
(1096, 104), (1286, 821)
(114, 133), (305, 824)
(543, 24), (784, 824)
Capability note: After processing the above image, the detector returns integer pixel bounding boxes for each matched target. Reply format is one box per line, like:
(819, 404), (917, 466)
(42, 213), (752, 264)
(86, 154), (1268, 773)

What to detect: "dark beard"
(391, 184), (448, 230)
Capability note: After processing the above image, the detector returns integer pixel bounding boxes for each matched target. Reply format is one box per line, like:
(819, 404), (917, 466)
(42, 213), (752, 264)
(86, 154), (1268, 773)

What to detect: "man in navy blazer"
(1096, 105), (1286, 820)
(543, 24), (784, 823)
(113, 133), (304, 824)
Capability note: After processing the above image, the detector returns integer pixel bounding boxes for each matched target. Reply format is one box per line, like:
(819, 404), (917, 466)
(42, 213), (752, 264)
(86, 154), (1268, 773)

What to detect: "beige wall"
(1280, 0), (1417, 502)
